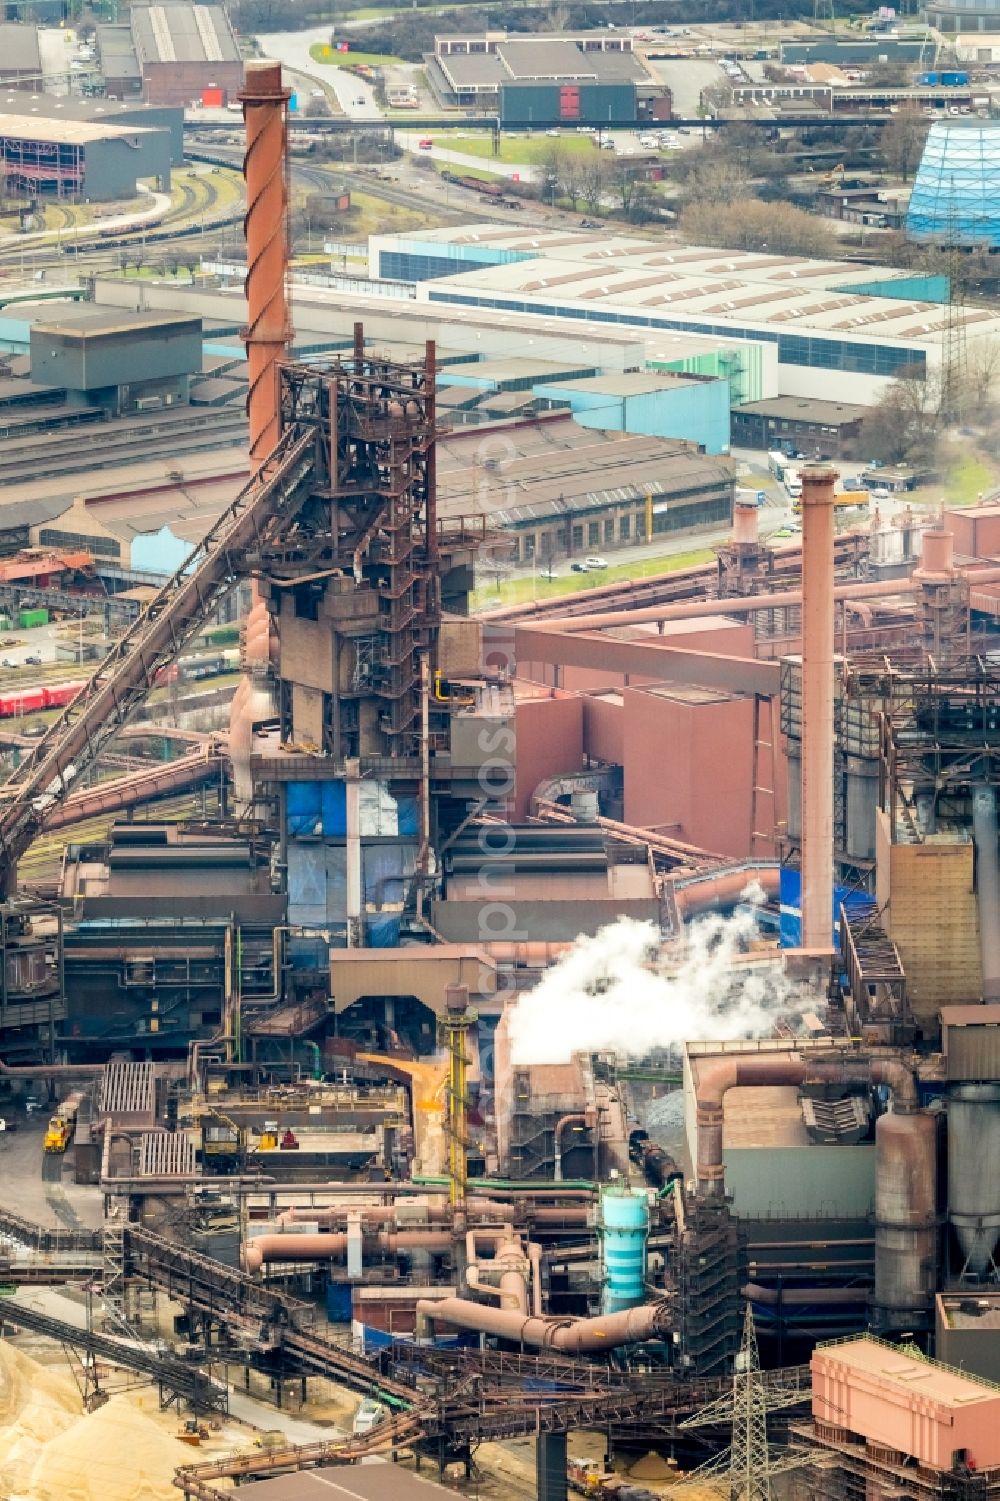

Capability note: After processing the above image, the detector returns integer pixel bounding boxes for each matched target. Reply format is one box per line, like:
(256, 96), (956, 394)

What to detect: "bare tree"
(880, 105), (929, 182)
(579, 155), (604, 214)
(864, 369), (942, 467)
(687, 158), (753, 205)
(678, 196), (835, 256)
(967, 337), (1000, 414)
(701, 80), (734, 116)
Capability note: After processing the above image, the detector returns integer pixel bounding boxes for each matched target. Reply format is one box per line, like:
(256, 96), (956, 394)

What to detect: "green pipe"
(411, 1173), (599, 1192)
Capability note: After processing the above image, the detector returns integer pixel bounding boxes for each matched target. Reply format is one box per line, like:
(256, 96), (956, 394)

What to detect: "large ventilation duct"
(972, 786), (1000, 1001)
(416, 1295), (672, 1351)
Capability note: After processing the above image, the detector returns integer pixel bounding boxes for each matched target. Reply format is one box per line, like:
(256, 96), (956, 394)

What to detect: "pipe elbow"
(870, 1059), (918, 1113)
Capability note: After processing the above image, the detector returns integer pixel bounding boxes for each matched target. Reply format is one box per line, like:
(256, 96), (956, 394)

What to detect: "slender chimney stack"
(241, 60), (292, 472)
(800, 464), (836, 955)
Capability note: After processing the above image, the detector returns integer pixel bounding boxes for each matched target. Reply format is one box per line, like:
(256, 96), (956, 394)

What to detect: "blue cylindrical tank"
(600, 1186), (649, 1314)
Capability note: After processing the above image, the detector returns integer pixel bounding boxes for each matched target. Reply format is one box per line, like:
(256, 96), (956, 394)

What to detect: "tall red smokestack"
(240, 60), (292, 472)
(800, 464), (836, 955)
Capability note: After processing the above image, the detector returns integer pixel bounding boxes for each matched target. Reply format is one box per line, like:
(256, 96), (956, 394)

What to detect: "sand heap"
(0, 1339), (81, 1494)
(0, 1342), (210, 1501)
(26, 1392), (206, 1501)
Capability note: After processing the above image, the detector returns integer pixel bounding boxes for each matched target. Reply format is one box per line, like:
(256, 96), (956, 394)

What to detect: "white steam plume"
(507, 887), (801, 1066)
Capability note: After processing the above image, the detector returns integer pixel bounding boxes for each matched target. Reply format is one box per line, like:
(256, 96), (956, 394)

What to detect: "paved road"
(395, 129), (536, 181)
(0, 1113), (103, 1230)
(258, 27), (382, 119)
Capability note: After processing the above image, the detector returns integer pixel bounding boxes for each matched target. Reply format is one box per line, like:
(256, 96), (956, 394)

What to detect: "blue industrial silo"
(600, 1186), (650, 1313)
(907, 121), (1000, 246)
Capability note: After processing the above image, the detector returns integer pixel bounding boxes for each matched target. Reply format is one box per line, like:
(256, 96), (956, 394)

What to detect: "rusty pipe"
(280, 1203), (452, 1227)
(517, 566), (1000, 635)
(241, 59), (292, 473)
(673, 865), (780, 920)
(695, 1054), (917, 1197)
(465, 1228), (528, 1313)
(554, 1112), (590, 1182)
(417, 1295), (672, 1351)
(800, 465), (836, 955)
(243, 1228), (452, 1271)
(528, 1241), (544, 1318)
(277, 1200), (589, 1228)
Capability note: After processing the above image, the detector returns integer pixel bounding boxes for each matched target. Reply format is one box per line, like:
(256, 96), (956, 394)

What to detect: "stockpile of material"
(0, 1342), (202, 1501)
(0, 1340), (80, 1493)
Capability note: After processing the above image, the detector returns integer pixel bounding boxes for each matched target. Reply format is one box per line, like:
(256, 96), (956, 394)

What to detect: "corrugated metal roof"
(0, 24), (41, 71)
(131, 3), (240, 65)
(0, 113), (156, 145)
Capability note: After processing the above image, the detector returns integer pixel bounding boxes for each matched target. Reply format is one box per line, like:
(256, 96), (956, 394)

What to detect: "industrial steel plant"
(1, 51), (1000, 1501)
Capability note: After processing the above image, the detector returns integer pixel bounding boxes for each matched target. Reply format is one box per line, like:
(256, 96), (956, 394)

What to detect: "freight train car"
(0, 681), (84, 718)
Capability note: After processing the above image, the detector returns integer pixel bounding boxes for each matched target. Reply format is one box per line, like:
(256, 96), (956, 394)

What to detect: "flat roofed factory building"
(30, 308), (203, 415)
(0, 113), (170, 199)
(130, 3), (242, 106)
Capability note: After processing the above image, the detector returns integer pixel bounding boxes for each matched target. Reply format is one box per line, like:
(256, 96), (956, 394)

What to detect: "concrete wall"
(31, 315), (200, 392)
(726, 1142), (874, 1219)
(513, 693), (583, 820)
(142, 59), (242, 106)
(936, 1297), (1000, 1382)
(623, 685), (754, 859)
(533, 377), (731, 455)
(582, 691), (624, 765)
(85, 128), (172, 198)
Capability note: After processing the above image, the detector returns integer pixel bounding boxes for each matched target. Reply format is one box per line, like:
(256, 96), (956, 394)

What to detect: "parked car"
(570, 561), (589, 573)
(584, 555), (608, 570)
(24, 654), (42, 666)
(1, 637), (22, 647)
